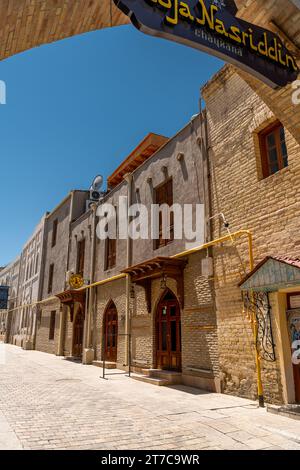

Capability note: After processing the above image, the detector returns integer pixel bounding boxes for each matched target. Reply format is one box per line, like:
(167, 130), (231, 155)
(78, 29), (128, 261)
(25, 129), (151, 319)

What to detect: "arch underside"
(0, 0), (129, 62)
(0, 0), (299, 145)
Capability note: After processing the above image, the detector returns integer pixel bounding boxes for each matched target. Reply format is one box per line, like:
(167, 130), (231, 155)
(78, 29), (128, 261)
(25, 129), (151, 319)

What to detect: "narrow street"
(0, 344), (300, 450)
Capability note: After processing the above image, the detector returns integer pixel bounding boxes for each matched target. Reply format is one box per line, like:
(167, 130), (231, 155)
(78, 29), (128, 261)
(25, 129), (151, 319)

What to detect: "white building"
(0, 214), (47, 348)
(14, 215), (47, 349)
(0, 257), (21, 342)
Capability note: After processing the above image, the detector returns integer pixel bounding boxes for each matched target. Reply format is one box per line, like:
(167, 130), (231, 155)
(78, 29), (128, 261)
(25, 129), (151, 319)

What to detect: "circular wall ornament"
(69, 274), (84, 290)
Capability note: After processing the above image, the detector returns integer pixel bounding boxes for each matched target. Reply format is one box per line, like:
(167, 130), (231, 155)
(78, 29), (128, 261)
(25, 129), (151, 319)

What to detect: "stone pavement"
(0, 344), (300, 450)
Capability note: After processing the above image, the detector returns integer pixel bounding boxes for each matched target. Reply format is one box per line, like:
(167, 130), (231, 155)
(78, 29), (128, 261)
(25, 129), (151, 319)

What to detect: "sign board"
(0, 286), (9, 310)
(289, 295), (300, 310)
(69, 274), (84, 290)
(114, 0), (299, 88)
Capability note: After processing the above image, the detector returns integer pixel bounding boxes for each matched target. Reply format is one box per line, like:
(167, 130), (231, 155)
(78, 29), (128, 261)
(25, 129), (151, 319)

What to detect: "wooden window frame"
(259, 120), (288, 179)
(105, 237), (117, 271)
(154, 178), (174, 250)
(52, 219), (58, 248)
(49, 311), (56, 341)
(48, 263), (54, 294)
(35, 253), (39, 275)
(77, 238), (86, 277)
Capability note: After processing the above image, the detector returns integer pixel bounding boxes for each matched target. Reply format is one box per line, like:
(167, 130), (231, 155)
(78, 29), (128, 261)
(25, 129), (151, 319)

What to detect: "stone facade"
(234, 0), (300, 146)
(87, 121), (219, 391)
(35, 191), (89, 355)
(202, 65), (300, 404)
(11, 216), (47, 350)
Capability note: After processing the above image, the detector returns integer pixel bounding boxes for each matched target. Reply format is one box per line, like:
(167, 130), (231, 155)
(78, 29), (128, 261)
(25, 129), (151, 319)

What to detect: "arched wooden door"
(73, 307), (84, 358)
(104, 302), (118, 362)
(156, 290), (181, 371)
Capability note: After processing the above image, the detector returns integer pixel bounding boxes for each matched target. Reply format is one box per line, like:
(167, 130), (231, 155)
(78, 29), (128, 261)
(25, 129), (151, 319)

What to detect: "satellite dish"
(91, 175), (103, 192)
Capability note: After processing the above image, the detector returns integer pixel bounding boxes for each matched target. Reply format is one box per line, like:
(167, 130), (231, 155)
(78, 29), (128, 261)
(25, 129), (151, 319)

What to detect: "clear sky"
(0, 24), (222, 266)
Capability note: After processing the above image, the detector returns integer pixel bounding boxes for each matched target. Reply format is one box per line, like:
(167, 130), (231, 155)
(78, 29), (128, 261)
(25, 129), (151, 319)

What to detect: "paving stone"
(0, 345), (300, 450)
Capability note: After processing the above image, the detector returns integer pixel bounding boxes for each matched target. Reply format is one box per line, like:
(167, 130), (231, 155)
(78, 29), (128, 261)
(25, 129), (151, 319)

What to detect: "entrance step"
(148, 369), (182, 385)
(64, 356), (82, 363)
(268, 404), (300, 421)
(92, 361), (117, 369)
(131, 374), (171, 387)
(132, 370), (182, 387)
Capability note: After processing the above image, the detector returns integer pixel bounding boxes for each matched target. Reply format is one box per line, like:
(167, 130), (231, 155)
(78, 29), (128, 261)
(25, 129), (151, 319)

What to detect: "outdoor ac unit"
(86, 200), (98, 212)
(89, 189), (101, 202)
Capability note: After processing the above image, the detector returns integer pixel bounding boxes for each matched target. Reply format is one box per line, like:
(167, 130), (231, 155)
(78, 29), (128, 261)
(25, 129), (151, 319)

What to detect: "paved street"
(0, 344), (300, 450)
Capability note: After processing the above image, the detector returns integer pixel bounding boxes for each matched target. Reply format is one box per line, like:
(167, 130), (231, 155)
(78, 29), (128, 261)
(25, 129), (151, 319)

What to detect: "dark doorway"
(104, 301), (118, 362)
(156, 289), (181, 371)
(73, 307), (84, 358)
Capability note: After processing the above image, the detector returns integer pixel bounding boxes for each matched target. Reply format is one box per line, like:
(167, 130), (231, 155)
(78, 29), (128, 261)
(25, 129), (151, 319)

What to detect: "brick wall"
(203, 65), (300, 403)
(35, 300), (60, 355)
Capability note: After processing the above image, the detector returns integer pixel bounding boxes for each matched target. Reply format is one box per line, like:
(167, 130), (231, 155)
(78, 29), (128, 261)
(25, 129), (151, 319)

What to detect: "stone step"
(268, 405), (300, 421)
(92, 361), (117, 369)
(148, 369), (182, 384)
(131, 374), (171, 387)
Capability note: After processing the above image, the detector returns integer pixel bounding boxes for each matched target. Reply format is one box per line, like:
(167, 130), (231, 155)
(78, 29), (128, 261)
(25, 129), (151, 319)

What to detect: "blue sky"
(0, 24), (222, 266)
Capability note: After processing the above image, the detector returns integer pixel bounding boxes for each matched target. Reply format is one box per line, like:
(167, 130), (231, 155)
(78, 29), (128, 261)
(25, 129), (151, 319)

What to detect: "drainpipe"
(83, 203), (97, 365)
(34, 213), (49, 350)
(124, 173), (133, 367)
(57, 305), (65, 356)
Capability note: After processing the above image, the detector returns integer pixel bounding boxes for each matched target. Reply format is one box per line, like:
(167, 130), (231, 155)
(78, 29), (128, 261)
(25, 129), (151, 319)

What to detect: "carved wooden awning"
(122, 257), (187, 312)
(56, 290), (86, 322)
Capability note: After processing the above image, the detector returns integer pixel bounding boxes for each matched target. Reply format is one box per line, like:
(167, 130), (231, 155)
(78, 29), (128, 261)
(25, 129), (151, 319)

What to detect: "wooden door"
(289, 313), (300, 403)
(156, 291), (181, 371)
(287, 295), (300, 403)
(73, 308), (84, 358)
(104, 303), (118, 362)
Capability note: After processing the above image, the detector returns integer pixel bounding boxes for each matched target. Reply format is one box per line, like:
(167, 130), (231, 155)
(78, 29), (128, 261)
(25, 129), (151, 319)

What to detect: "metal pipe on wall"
(87, 204), (98, 349)
(124, 173), (133, 367)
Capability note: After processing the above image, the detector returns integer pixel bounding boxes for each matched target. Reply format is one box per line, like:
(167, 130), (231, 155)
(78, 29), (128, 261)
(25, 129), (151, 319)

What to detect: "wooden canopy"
(122, 257), (187, 311)
(56, 290), (86, 322)
(107, 133), (168, 189)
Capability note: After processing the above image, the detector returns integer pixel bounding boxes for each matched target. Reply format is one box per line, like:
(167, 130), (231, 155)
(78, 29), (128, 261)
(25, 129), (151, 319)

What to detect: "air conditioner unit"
(86, 200), (97, 212)
(89, 189), (101, 201)
(86, 175), (105, 212)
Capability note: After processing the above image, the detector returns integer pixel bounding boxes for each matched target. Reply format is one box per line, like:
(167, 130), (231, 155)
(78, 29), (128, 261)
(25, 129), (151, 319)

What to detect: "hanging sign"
(114, 0), (299, 88)
(0, 286), (9, 310)
(69, 274), (84, 290)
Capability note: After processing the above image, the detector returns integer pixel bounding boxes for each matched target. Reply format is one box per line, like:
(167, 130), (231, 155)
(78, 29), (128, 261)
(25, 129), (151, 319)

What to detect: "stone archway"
(0, 0), (298, 144)
(0, 0), (129, 62)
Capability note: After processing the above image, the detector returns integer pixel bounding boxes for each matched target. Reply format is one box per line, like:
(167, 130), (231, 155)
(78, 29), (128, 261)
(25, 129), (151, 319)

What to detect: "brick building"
(35, 191), (90, 357)
(34, 129), (220, 392)
(89, 128), (218, 391)
(202, 64), (300, 405)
